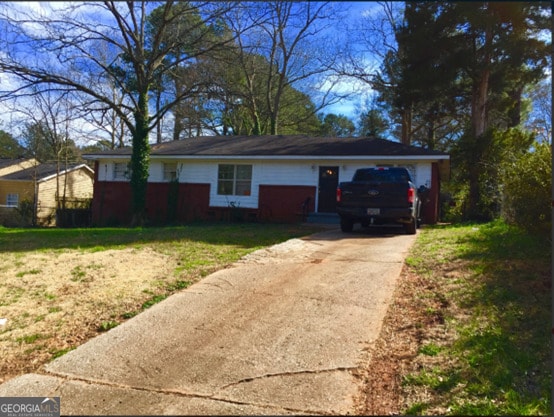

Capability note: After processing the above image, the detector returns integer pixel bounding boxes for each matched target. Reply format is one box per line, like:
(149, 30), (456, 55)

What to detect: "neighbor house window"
(163, 163), (178, 181)
(217, 164), (252, 196)
(6, 193), (18, 207)
(113, 162), (131, 180)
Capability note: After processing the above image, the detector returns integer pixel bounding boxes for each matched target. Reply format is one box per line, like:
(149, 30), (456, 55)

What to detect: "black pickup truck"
(336, 167), (421, 234)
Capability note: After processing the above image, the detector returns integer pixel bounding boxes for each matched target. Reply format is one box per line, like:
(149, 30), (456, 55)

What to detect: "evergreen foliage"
(372, 2), (551, 224)
(501, 140), (551, 236)
(0, 130), (26, 158)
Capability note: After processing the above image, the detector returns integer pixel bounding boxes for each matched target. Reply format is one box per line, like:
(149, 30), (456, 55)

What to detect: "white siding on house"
(97, 163), (109, 181)
(257, 160), (317, 186)
(148, 161), (180, 182)
(415, 164), (432, 188)
(335, 162), (429, 187)
(179, 161), (213, 183)
(148, 162), (162, 182)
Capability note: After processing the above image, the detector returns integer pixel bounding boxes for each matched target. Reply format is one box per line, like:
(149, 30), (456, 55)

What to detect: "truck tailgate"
(339, 181), (409, 208)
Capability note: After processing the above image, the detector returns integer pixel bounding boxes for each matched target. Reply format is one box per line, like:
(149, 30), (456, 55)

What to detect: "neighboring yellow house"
(0, 162), (94, 226)
(0, 158), (38, 176)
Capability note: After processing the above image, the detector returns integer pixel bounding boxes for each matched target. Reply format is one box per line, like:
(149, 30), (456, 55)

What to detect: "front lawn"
(0, 222), (324, 384)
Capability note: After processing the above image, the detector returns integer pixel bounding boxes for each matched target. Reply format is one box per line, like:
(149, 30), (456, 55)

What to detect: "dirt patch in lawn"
(0, 247), (176, 384)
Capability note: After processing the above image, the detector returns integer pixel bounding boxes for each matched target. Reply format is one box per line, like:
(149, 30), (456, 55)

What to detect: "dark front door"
(318, 166), (339, 213)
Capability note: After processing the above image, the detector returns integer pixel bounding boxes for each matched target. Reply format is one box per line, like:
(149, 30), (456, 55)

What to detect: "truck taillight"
(407, 188), (415, 204)
(336, 188), (342, 202)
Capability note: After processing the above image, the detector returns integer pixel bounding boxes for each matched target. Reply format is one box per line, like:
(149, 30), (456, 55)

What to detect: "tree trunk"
(467, 14), (492, 220)
(400, 107), (412, 145)
(270, 113), (278, 135)
(155, 91), (162, 143)
(172, 77), (184, 141)
(173, 112), (183, 141)
(251, 103), (262, 136)
(471, 68), (490, 139)
(130, 91), (150, 226)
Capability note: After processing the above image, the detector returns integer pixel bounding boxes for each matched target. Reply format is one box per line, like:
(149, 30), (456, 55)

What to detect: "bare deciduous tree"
(222, 1), (348, 135)
(0, 1), (235, 225)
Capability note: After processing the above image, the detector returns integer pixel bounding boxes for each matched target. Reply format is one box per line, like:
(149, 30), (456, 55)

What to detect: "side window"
(217, 164), (252, 196)
(163, 163), (178, 182)
(113, 162), (131, 180)
(6, 193), (19, 207)
(217, 164), (235, 195)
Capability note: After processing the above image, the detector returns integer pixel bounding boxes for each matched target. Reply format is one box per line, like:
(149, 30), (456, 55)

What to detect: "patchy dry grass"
(0, 223), (324, 384)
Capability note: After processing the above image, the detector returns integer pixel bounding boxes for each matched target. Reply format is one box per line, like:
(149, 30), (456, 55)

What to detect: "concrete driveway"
(0, 227), (416, 415)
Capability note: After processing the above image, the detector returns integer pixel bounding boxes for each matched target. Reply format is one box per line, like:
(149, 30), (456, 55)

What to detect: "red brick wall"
(177, 183), (211, 222)
(92, 180), (132, 226)
(91, 179), (210, 226)
(258, 185), (316, 223)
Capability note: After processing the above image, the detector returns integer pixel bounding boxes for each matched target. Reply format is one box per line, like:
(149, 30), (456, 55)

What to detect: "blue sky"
(318, 2), (393, 122)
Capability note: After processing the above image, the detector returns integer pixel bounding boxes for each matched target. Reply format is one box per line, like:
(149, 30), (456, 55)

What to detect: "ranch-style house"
(82, 135), (450, 226)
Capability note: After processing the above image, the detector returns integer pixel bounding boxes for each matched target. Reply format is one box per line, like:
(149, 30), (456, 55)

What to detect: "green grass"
(15, 269), (41, 277)
(97, 321), (119, 332)
(0, 222), (324, 253)
(16, 333), (47, 344)
(419, 343), (441, 356)
(50, 347), (76, 359)
(402, 220), (551, 415)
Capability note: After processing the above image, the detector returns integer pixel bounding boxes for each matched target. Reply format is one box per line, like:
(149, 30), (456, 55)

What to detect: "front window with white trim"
(217, 164), (252, 196)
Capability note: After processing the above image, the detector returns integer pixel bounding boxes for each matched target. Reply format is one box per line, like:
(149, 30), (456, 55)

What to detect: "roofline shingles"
(0, 163), (91, 181)
(83, 136), (449, 158)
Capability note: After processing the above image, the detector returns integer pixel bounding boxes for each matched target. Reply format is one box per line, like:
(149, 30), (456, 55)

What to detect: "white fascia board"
(192, 155), (452, 161)
(87, 154), (449, 161)
(82, 155), (127, 160)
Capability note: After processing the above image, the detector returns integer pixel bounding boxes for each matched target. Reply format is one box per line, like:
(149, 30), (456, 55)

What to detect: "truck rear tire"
(340, 218), (354, 233)
(404, 217), (417, 235)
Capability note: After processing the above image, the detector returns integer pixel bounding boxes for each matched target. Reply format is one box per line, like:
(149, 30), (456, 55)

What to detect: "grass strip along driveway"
(358, 220), (551, 416)
(0, 223), (324, 384)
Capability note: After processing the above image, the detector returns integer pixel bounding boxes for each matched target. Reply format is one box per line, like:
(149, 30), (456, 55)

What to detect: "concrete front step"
(305, 212), (340, 224)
